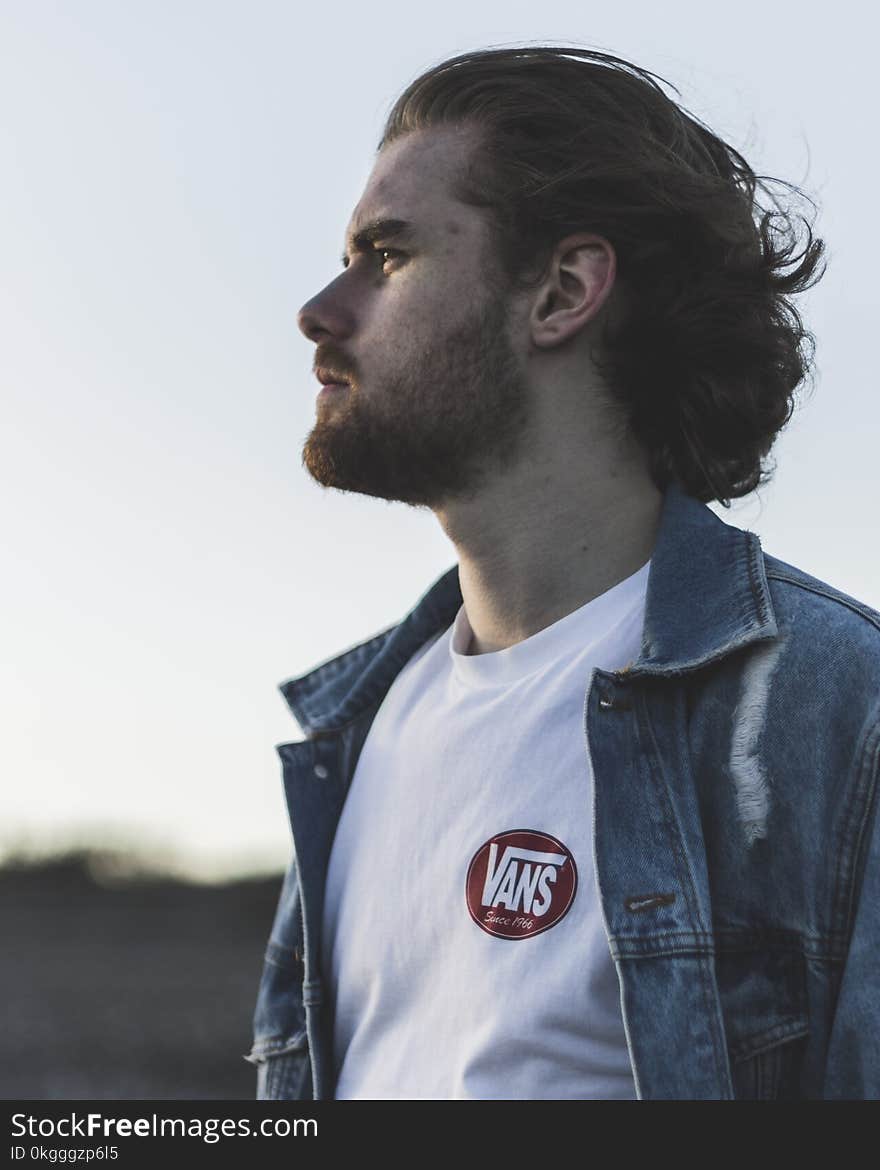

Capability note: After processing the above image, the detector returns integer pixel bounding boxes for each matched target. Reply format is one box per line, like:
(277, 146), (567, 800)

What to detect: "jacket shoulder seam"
(764, 568), (880, 635)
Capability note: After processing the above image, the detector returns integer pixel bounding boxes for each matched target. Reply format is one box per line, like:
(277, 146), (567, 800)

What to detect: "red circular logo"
(465, 829), (578, 940)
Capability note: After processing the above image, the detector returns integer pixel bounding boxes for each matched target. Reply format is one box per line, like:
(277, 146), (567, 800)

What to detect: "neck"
(433, 435), (663, 655)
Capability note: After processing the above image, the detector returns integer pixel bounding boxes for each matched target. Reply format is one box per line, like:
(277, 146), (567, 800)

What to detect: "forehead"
(346, 125), (483, 239)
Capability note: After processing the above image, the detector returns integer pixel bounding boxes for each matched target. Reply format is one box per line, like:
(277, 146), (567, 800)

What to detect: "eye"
(340, 247), (405, 273)
(375, 247), (403, 272)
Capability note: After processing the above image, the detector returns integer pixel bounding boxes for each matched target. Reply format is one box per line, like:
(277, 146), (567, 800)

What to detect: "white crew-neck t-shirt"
(321, 559), (650, 1099)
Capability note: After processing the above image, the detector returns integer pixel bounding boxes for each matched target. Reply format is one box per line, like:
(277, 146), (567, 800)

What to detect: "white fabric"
(321, 559), (651, 1099)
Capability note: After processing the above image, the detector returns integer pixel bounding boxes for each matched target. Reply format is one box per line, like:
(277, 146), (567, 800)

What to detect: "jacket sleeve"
(822, 716), (880, 1099)
(243, 853), (312, 1100)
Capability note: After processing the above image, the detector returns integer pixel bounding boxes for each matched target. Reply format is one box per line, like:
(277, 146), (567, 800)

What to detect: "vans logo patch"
(466, 829), (577, 939)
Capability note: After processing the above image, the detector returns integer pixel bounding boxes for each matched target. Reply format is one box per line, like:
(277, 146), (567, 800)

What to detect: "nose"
(297, 276), (355, 343)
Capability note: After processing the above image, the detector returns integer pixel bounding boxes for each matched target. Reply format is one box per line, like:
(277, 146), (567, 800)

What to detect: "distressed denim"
(245, 479), (880, 1100)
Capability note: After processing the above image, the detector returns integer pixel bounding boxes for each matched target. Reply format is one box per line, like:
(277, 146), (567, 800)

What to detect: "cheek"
(399, 271), (476, 330)
(360, 285), (438, 349)
(359, 263), (482, 360)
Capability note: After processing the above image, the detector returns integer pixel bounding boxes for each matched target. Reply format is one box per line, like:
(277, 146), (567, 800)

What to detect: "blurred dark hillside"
(0, 851), (283, 1099)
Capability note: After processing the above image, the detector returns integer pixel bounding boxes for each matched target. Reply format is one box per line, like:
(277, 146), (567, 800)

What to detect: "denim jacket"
(245, 480), (880, 1100)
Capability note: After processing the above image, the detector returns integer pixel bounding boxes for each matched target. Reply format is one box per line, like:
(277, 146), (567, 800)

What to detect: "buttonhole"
(624, 892), (676, 913)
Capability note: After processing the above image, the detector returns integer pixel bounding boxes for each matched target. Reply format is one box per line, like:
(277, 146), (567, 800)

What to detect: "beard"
(301, 290), (534, 509)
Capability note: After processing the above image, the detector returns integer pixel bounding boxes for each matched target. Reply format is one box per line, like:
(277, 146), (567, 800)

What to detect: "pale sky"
(2, 0), (877, 879)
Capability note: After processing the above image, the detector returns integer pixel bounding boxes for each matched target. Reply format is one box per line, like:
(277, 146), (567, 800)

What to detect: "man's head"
(298, 124), (619, 510)
(298, 46), (826, 508)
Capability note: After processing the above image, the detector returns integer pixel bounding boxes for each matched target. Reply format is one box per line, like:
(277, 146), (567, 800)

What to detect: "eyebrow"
(341, 217), (415, 266)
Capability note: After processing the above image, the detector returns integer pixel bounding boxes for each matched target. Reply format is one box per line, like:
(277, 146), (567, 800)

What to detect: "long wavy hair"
(379, 46), (827, 505)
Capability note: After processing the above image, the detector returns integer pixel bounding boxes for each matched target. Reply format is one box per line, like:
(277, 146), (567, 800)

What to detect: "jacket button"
(313, 763), (329, 779)
(599, 697), (614, 710)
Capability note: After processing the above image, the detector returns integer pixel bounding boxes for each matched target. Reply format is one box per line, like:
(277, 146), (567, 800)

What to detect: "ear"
(529, 233), (617, 349)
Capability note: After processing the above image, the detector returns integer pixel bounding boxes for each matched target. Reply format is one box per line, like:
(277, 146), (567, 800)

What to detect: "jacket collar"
(280, 480), (779, 736)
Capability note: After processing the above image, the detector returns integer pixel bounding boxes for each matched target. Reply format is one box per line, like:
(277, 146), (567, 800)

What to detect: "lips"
(315, 367), (351, 387)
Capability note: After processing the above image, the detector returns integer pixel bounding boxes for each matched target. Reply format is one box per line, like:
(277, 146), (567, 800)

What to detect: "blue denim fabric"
(245, 480), (880, 1100)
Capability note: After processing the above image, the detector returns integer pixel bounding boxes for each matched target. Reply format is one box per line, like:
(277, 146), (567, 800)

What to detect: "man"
(245, 46), (880, 1100)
